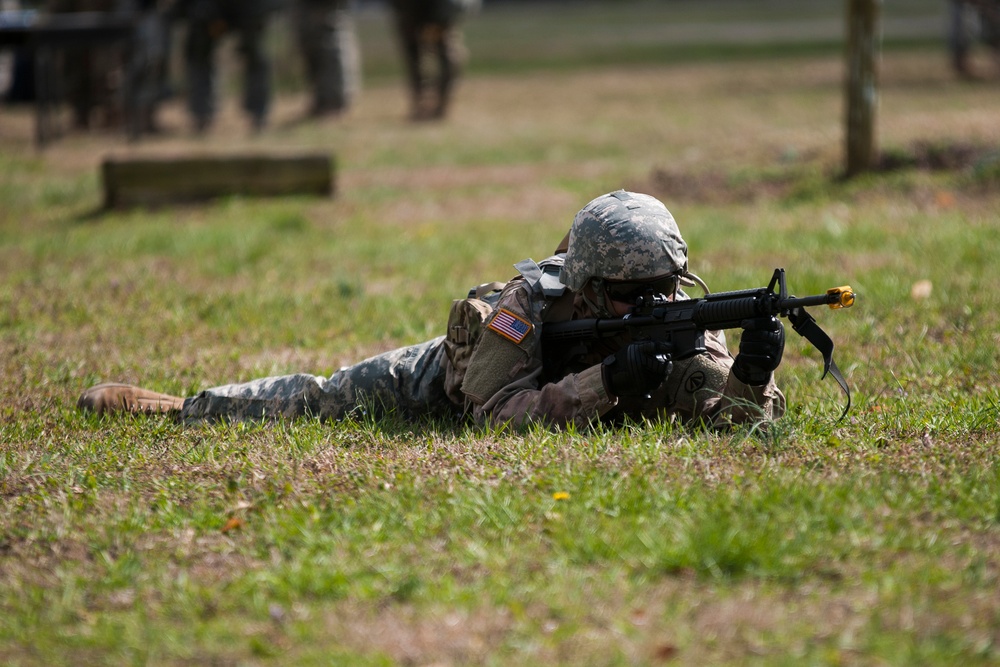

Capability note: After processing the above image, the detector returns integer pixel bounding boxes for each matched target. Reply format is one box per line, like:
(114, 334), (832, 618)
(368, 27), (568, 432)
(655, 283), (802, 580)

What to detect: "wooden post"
(102, 152), (335, 208)
(844, 0), (882, 177)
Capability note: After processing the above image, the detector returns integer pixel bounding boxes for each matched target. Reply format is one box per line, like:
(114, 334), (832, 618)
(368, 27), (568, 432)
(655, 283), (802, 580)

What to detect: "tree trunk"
(844, 0), (882, 177)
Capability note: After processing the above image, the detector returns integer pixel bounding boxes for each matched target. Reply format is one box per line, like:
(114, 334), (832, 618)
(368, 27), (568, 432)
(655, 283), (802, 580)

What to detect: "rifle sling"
(787, 307), (851, 420)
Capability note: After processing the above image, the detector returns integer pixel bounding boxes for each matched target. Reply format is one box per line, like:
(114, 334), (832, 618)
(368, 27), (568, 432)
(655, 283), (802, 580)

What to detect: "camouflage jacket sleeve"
(460, 279), (617, 429)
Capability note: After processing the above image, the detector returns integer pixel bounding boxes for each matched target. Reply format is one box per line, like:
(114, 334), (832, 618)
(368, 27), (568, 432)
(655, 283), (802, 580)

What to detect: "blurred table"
(0, 10), (135, 149)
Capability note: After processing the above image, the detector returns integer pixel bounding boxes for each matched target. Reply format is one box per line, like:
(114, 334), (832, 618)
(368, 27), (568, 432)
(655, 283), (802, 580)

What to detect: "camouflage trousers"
(295, 0), (361, 114)
(183, 6), (273, 128)
(181, 336), (461, 423)
(391, 8), (467, 119)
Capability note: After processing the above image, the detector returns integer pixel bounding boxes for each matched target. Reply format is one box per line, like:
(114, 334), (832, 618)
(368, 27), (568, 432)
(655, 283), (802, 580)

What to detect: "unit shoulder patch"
(487, 308), (533, 344)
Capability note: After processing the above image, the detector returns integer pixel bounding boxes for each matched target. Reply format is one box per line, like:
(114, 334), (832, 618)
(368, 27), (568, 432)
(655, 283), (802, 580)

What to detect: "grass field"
(3, 1), (1000, 664)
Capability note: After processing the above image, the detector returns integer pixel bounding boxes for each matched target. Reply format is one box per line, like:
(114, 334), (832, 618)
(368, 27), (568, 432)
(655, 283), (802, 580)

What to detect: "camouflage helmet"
(559, 190), (689, 291)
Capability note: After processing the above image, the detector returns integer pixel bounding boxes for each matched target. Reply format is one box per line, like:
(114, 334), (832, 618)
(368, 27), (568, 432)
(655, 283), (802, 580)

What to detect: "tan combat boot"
(77, 383), (185, 417)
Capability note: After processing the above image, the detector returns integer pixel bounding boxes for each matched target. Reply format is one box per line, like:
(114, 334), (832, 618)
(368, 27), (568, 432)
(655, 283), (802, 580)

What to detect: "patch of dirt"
(644, 141), (1000, 205)
(876, 140), (1000, 172)
(331, 604), (515, 666)
(643, 168), (800, 205)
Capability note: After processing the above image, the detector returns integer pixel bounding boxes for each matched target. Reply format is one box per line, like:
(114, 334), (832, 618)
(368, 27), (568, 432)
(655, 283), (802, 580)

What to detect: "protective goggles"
(604, 275), (679, 303)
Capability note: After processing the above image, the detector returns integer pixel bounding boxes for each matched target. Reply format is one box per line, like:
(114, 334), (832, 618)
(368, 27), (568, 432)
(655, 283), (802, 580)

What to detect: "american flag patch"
(488, 308), (533, 344)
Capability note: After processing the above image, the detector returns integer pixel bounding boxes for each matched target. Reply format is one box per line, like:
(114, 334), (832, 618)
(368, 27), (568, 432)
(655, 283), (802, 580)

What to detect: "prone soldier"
(79, 190), (787, 430)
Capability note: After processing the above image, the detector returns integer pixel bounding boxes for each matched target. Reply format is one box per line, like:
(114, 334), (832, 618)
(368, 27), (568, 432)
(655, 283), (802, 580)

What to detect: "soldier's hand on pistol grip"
(733, 316), (785, 386)
(602, 341), (673, 398)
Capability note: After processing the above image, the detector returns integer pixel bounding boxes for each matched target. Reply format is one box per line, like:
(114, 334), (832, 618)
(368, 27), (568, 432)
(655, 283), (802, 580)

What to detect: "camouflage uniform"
(388, 0), (478, 120)
(174, 0), (278, 131)
(182, 337), (460, 423)
(459, 259), (784, 430)
(124, 0), (173, 136)
(293, 0), (360, 116)
(180, 191), (784, 429)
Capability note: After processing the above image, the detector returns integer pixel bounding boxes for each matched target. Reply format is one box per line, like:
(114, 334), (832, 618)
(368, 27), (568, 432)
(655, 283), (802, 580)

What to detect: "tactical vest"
(442, 255), (566, 404)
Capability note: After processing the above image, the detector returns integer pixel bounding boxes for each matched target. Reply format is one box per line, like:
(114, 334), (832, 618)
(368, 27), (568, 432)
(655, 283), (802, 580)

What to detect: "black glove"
(733, 316), (785, 386)
(602, 341), (673, 397)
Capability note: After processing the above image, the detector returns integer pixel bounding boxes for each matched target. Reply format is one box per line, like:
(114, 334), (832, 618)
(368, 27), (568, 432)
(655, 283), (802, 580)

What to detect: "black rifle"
(542, 269), (856, 418)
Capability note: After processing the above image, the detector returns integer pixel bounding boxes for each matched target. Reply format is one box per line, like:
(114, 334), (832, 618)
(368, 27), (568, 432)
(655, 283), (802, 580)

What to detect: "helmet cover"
(559, 190), (689, 291)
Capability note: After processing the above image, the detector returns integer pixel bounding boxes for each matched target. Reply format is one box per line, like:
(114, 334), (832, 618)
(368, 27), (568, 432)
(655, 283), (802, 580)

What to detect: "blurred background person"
(0, 0), (33, 104)
(47, 0), (128, 130)
(293, 0), (359, 118)
(947, 0), (1000, 78)
(124, 0), (173, 136)
(172, 0), (279, 133)
(388, 0), (479, 121)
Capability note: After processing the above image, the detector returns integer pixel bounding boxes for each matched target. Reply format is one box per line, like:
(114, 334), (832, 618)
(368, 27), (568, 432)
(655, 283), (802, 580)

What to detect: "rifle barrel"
(542, 286), (853, 342)
(779, 293), (841, 310)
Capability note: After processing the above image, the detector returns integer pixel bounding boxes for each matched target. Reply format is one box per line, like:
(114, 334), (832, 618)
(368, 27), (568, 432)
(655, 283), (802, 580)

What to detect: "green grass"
(4, 417), (1000, 664)
(3, 1), (1000, 664)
